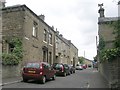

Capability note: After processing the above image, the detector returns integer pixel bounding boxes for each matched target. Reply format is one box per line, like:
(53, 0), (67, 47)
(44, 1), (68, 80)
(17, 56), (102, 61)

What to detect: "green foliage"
(78, 57), (85, 64)
(2, 37), (23, 65)
(2, 53), (19, 65)
(112, 20), (120, 48)
(99, 36), (105, 50)
(99, 20), (120, 62)
(93, 55), (97, 62)
(100, 48), (120, 62)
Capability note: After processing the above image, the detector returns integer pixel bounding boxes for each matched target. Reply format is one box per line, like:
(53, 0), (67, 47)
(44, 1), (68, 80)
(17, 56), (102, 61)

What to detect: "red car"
(82, 64), (87, 69)
(22, 62), (56, 84)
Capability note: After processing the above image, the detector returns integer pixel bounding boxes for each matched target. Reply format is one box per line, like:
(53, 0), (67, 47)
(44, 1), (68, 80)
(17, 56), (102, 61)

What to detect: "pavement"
(0, 76), (22, 86)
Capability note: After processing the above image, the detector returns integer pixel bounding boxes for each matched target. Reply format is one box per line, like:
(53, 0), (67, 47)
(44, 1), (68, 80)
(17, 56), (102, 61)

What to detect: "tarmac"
(0, 68), (96, 86)
(0, 68), (108, 88)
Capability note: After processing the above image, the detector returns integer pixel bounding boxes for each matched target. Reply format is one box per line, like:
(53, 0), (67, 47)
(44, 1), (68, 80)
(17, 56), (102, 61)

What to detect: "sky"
(5, 0), (118, 60)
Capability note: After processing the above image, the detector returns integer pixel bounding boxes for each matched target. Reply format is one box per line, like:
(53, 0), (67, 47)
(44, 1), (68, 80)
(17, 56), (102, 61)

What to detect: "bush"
(2, 37), (23, 65)
(100, 48), (120, 62)
(2, 53), (19, 65)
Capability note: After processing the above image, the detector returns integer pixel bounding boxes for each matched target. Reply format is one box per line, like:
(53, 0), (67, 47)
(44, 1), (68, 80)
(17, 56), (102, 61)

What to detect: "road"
(2, 68), (108, 88)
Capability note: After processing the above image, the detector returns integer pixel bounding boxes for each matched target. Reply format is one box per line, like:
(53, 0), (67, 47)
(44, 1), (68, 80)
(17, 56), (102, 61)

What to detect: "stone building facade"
(69, 41), (78, 67)
(55, 31), (78, 66)
(1, 4), (78, 78)
(83, 58), (93, 68)
(55, 32), (70, 64)
(2, 5), (55, 65)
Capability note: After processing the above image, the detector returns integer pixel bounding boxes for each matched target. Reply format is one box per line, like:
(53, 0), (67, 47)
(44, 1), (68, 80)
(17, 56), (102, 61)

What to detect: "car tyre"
(68, 72), (71, 75)
(52, 74), (56, 80)
(23, 78), (28, 82)
(41, 76), (46, 84)
(63, 72), (66, 77)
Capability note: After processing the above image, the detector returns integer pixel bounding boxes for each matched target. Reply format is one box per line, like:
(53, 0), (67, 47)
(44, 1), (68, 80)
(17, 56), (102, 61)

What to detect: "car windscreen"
(26, 63), (40, 68)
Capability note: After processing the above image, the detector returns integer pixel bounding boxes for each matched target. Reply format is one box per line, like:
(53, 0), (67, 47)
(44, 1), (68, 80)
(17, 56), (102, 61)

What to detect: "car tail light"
(40, 72), (43, 75)
(61, 66), (64, 72)
(40, 66), (43, 71)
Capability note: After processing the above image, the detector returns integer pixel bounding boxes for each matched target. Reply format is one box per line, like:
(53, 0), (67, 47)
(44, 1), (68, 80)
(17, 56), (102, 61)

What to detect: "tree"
(78, 57), (85, 64)
(93, 55), (97, 62)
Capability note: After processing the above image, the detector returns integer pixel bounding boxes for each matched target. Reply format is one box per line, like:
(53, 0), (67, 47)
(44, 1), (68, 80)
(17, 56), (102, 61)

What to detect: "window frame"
(44, 29), (47, 42)
(49, 33), (52, 45)
(32, 21), (38, 38)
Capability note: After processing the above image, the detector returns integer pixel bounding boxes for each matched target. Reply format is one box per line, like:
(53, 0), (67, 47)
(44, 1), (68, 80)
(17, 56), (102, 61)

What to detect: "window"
(55, 64), (63, 68)
(49, 33), (52, 44)
(44, 29), (47, 42)
(49, 52), (52, 65)
(7, 43), (15, 53)
(32, 21), (38, 37)
(26, 63), (40, 68)
(43, 51), (47, 62)
(56, 37), (58, 48)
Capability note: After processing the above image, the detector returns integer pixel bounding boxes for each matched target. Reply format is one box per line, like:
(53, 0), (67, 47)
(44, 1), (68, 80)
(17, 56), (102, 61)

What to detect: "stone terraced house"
(1, 4), (78, 78)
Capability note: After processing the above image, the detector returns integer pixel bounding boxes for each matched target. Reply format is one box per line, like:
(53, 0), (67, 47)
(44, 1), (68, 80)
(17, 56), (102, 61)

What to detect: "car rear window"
(26, 63), (40, 68)
(54, 64), (63, 68)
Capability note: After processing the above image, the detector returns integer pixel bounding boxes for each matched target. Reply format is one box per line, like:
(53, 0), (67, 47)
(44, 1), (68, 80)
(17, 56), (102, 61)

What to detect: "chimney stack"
(0, 0), (6, 8)
(98, 3), (105, 17)
(39, 14), (45, 21)
(51, 26), (54, 30)
(56, 30), (59, 35)
(59, 34), (63, 37)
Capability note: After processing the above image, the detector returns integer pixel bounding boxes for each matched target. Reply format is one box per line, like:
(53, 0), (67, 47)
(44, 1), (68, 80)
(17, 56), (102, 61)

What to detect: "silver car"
(76, 64), (83, 70)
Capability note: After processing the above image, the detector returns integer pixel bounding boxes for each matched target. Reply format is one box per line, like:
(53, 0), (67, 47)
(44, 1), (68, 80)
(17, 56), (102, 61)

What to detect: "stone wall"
(2, 64), (22, 79)
(99, 58), (120, 88)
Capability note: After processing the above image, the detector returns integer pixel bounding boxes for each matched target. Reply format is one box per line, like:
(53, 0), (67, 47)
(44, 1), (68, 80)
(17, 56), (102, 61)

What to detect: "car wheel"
(68, 72), (71, 75)
(63, 72), (66, 77)
(52, 74), (56, 80)
(23, 78), (28, 82)
(41, 76), (46, 84)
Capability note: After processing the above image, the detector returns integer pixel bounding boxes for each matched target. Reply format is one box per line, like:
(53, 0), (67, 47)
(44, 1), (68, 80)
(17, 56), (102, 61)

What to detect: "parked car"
(82, 64), (87, 69)
(76, 64), (83, 70)
(52, 63), (71, 76)
(22, 62), (56, 84)
(88, 64), (92, 68)
(68, 65), (75, 74)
